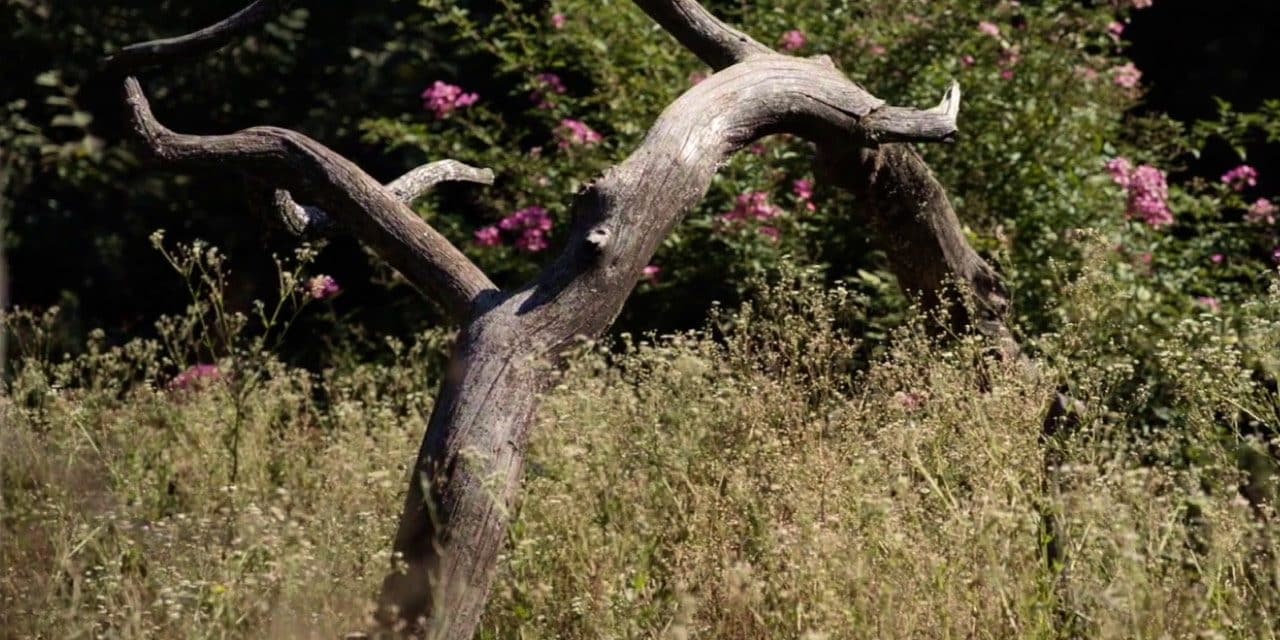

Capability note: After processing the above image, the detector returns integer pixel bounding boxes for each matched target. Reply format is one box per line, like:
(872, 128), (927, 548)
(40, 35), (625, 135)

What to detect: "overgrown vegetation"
(6, 0), (1280, 637)
(4, 244), (1280, 638)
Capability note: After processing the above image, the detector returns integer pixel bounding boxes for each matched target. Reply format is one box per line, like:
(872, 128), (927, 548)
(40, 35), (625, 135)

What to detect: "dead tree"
(106, 1), (1017, 637)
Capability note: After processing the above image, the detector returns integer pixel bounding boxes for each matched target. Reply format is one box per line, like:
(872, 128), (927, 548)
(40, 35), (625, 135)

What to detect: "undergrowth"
(3, 244), (1280, 639)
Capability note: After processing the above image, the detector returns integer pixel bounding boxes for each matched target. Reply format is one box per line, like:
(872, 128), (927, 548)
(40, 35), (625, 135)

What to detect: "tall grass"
(3, 250), (1279, 638)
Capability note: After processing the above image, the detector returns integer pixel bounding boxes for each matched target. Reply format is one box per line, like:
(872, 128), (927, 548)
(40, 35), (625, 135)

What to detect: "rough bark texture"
(818, 144), (1019, 357)
(108, 2), (1019, 639)
(273, 160), (495, 239)
(376, 54), (963, 637)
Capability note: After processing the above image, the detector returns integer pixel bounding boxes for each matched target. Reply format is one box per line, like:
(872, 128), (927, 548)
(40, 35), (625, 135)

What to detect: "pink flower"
(1249, 198), (1280, 226)
(758, 226), (781, 242)
(779, 30), (807, 52)
(1132, 0), (1153, 8)
(1221, 165), (1258, 192)
(500, 206), (552, 232)
(306, 275), (341, 300)
(1106, 157), (1133, 187)
(1107, 21), (1126, 40)
(720, 191), (783, 225)
(1246, 198), (1277, 224)
(792, 178), (816, 211)
(421, 81), (479, 119)
(551, 13), (566, 29)
(641, 264), (661, 284)
(1000, 69), (1015, 81)
(169, 364), (221, 391)
(960, 54), (976, 67)
(1112, 63), (1142, 89)
(792, 179), (814, 200)
(516, 228), (549, 253)
(1210, 253), (1225, 264)
(474, 225), (501, 247)
(558, 118), (603, 148)
(1273, 246), (1280, 264)
(493, 206), (553, 252)
(531, 72), (567, 109)
(978, 21), (1001, 37)
(1195, 296), (1221, 312)
(1110, 159), (1173, 227)
(1126, 165), (1173, 227)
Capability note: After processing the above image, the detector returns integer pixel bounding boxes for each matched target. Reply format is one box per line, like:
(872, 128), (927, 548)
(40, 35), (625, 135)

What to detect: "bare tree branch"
(103, 0), (293, 72)
(123, 77), (495, 321)
(632, 0), (772, 69)
(386, 160), (496, 202)
(376, 53), (965, 638)
(273, 160), (495, 238)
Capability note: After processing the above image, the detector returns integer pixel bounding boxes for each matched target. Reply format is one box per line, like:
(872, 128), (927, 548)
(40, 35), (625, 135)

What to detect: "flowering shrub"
(357, 0), (1275, 416)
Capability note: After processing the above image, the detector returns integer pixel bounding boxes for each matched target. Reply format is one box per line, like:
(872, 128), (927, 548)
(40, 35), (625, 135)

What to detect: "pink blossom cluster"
(1107, 157), (1173, 227)
(169, 364), (221, 391)
(719, 191), (784, 241)
(306, 274), (341, 300)
(968, 20), (1020, 80)
(1221, 164), (1258, 192)
(721, 191), (782, 223)
(558, 118), (603, 148)
(793, 179), (816, 212)
(551, 13), (567, 29)
(1107, 21), (1126, 41)
(1112, 63), (1142, 89)
(779, 30), (807, 52)
(475, 206), (554, 253)
(531, 72), (567, 110)
(421, 81), (478, 119)
(1246, 198), (1276, 225)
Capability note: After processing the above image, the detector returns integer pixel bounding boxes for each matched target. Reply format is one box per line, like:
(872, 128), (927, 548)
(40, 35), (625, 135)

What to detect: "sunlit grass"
(4, 256), (1280, 639)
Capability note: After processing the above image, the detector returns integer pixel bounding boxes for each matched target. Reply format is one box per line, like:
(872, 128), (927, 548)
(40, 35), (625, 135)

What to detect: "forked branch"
(123, 77), (494, 320)
(632, 0), (772, 69)
(275, 160), (495, 238)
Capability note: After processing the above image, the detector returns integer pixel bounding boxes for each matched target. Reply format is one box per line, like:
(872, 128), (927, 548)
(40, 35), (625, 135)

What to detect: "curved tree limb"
(103, 0), (293, 72)
(638, 0), (1012, 353)
(376, 54), (963, 638)
(274, 160), (495, 238)
(123, 77), (494, 321)
(632, 0), (772, 69)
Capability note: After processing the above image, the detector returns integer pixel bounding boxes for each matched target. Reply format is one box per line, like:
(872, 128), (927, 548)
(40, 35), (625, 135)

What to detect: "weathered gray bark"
(108, 2), (1018, 638)
(272, 160), (495, 239)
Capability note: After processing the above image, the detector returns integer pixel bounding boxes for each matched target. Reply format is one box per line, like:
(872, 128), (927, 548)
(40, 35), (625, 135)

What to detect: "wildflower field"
(5, 0), (1280, 638)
